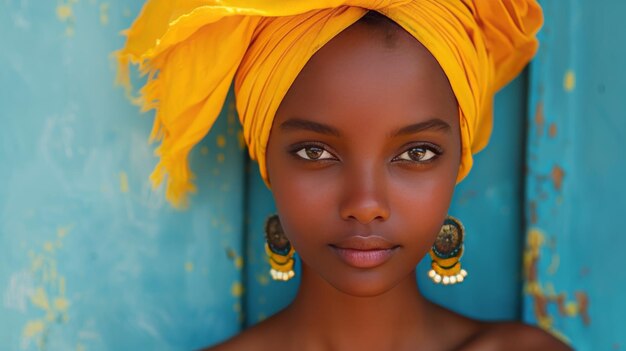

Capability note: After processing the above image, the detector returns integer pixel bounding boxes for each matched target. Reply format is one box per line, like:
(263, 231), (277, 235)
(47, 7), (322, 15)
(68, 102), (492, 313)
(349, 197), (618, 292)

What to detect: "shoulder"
(200, 324), (272, 351)
(198, 313), (285, 351)
(459, 321), (573, 351)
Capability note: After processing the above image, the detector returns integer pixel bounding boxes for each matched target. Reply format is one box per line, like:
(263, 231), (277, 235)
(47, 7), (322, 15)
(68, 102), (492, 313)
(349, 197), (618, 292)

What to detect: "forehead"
(275, 20), (458, 132)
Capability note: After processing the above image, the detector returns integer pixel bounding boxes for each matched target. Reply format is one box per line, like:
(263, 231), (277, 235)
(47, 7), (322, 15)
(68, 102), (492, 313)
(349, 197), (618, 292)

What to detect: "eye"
(295, 146), (336, 161)
(394, 145), (441, 163)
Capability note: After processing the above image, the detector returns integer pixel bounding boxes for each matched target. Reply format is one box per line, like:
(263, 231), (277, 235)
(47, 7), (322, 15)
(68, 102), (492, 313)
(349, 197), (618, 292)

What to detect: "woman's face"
(266, 20), (461, 297)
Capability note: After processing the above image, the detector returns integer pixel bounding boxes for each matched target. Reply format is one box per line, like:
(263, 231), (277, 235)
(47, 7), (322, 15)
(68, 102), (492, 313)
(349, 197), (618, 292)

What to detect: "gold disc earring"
(428, 216), (468, 285)
(264, 214), (295, 281)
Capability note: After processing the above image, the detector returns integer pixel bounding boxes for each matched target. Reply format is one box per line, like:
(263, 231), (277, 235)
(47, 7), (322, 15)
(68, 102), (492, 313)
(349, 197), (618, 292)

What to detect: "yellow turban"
(117, 0), (543, 208)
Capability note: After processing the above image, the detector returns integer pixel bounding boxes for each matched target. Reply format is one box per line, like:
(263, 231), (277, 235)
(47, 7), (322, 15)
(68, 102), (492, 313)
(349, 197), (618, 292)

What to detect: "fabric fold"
(117, 0), (543, 208)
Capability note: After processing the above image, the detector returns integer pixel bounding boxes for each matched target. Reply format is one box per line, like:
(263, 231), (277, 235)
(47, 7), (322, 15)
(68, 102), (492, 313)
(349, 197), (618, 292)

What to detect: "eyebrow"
(279, 117), (451, 137)
(391, 118), (451, 137)
(280, 118), (341, 137)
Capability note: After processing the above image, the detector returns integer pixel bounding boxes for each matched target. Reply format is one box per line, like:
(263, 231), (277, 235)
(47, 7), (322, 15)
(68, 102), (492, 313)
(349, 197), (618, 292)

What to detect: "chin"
(324, 270), (407, 298)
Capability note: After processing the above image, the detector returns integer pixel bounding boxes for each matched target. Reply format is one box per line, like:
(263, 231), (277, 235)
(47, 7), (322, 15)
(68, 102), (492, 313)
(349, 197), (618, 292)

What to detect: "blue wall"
(1, 1), (624, 350)
(522, 1), (626, 349)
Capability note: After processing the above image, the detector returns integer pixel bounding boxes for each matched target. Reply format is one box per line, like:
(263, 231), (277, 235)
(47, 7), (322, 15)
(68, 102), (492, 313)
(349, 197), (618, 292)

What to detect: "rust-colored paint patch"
(225, 247), (237, 260)
(216, 135), (226, 148)
(524, 228), (590, 339)
(535, 102), (545, 137)
(548, 123), (558, 138)
(576, 292), (591, 326)
(551, 166), (565, 191)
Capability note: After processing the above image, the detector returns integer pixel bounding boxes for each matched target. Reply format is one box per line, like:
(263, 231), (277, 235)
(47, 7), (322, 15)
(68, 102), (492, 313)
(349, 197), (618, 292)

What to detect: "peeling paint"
(548, 123), (557, 138)
(231, 282), (244, 297)
(56, 5), (73, 21)
(216, 135), (226, 148)
(535, 102), (545, 137)
(551, 166), (565, 191)
(119, 171), (129, 193)
(524, 227), (590, 340)
(99, 3), (110, 25)
(563, 70), (576, 92)
(56, 0), (79, 37)
(21, 226), (73, 348)
(184, 262), (194, 272)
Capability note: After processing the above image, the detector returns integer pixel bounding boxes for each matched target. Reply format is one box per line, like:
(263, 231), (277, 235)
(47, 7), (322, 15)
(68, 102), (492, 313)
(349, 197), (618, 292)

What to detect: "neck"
(283, 263), (434, 350)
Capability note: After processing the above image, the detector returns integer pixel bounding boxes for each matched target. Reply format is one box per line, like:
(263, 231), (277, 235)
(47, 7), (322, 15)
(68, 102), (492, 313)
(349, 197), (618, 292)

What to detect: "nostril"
(344, 206), (389, 224)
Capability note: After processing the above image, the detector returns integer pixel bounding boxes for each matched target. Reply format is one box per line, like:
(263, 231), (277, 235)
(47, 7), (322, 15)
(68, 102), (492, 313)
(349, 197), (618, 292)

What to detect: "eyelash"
(289, 142), (443, 163)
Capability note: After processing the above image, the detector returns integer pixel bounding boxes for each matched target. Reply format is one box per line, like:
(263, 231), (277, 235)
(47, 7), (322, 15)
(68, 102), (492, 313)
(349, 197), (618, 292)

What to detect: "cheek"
(270, 168), (337, 241)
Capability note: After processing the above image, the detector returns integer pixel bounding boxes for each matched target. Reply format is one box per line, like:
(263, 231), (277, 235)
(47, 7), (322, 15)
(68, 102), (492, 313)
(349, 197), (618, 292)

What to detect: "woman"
(118, 1), (570, 350)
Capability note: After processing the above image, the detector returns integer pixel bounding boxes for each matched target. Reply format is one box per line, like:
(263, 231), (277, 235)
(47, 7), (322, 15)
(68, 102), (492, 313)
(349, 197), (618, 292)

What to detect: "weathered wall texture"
(522, 1), (626, 349)
(0, 1), (623, 350)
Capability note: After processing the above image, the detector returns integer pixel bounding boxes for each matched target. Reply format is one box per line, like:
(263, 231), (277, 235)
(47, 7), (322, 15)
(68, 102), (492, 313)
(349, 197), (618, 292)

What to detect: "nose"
(339, 163), (390, 224)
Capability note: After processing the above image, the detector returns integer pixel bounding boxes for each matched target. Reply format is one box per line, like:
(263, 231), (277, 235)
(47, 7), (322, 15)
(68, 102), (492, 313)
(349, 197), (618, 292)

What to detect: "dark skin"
(207, 16), (571, 351)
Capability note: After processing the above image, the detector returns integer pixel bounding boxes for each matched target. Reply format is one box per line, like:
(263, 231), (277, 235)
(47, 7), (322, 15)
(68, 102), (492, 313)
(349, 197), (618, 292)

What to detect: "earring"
(428, 216), (468, 285)
(264, 214), (295, 281)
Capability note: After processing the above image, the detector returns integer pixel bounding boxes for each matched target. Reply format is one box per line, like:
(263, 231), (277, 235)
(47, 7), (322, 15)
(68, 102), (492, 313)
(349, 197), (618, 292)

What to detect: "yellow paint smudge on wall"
(234, 256), (244, 269)
(31, 288), (50, 310)
(237, 130), (246, 149)
(231, 282), (244, 297)
(56, 5), (73, 21)
(217, 153), (225, 163)
(23, 320), (45, 338)
(565, 302), (578, 316)
(54, 297), (70, 312)
(100, 3), (110, 25)
(216, 135), (226, 148)
(200, 146), (209, 155)
(564, 70), (575, 92)
(76, 343), (87, 351)
(57, 225), (72, 238)
(185, 262), (194, 272)
(120, 171), (129, 193)
(23, 227), (72, 346)
(44, 241), (54, 252)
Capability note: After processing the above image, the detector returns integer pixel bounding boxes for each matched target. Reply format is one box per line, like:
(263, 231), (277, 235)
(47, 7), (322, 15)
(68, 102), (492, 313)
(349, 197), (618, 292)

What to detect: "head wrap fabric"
(117, 0), (543, 208)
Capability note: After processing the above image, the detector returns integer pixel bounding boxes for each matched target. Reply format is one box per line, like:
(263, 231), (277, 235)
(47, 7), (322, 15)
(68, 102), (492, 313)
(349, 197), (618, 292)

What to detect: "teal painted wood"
(418, 74), (529, 321)
(523, 1), (626, 349)
(0, 1), (245, 350)
(240, 75), (530, 325)
(243, 163), (299, 328)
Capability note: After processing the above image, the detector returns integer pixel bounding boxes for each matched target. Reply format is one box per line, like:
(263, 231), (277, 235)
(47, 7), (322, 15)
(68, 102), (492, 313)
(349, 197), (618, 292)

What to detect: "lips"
(330, 236), (399, 269)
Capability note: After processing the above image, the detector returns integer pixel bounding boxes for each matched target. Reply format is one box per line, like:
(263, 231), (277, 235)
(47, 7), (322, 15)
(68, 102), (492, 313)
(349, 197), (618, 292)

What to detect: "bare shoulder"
(198, 313), (285, 351)
(460, 321), (573, 351)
